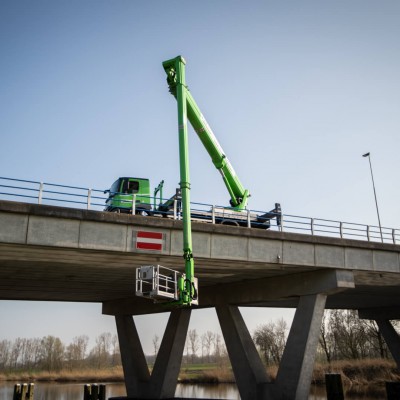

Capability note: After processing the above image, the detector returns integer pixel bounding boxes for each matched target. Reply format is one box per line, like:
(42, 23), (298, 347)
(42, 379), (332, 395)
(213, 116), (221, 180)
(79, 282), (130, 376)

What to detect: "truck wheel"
(220, 219), (239, 227)
(136, 210), (149, 216)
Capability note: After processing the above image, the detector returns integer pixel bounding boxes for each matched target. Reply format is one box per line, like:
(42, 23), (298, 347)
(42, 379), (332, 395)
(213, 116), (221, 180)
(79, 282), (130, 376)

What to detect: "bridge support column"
(268, 293), (327, 400)
(148, 308), (191, 398)
(375, 320), (400, 369)
(216, 305), (270, 400)
(216, 295), (326, 400)
(358, 308), (400, 369)
(115, 308), (191, 399)
(115, 315), (150, 398)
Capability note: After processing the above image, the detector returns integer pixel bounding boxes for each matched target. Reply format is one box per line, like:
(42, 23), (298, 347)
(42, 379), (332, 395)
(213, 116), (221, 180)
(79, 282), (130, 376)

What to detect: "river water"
(0, 382), (383, 399)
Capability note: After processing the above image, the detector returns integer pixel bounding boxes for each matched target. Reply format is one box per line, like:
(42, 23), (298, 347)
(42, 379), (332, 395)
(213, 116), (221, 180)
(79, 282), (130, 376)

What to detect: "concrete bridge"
(1, 199), (400, 399)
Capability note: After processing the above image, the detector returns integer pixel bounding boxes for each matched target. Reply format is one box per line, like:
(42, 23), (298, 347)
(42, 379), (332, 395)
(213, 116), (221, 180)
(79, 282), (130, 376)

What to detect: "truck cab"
(104, 177), (152, 214)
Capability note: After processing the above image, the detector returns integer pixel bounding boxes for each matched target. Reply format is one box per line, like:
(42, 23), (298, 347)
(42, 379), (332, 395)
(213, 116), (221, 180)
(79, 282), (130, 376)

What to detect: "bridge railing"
(0, 177), (107, 211)
(0, 177), (398, 245)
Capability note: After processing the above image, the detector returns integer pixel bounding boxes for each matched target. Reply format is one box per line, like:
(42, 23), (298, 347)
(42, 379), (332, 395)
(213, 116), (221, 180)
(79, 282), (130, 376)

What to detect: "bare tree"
(188, 329), (199, 363)
(152, 334), (160, 359)
(319, 312), (334, 364)
(91, 332), (112, 368)
(111, 334), (120, 366)
(10, 337), (24, 369)
(204, 331), (215, 362)
(329, 310), (368, 360)
(0, 340), (11, 370)
(214, 333), (222, 361)
(39, 336), (65, 372)
(66, 335), (89, 369)
(253, 319), (288, 365)
(200, 333), (207, 362)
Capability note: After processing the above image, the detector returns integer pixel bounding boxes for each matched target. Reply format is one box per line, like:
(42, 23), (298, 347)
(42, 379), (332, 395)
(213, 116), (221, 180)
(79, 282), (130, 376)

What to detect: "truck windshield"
(110, 180), (121, 194)
(122, 180), (139, 194)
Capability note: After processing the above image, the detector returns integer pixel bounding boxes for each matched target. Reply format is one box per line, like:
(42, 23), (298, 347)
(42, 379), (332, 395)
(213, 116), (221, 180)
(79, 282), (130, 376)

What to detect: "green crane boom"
(163, 56), (250, 211)
(134, 56), (279, 308)
(162, 56), (197, 307)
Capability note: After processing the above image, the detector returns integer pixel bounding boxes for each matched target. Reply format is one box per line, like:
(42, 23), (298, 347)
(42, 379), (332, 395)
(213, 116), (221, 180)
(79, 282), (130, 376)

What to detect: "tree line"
(1, 309), (397, 373)
(253, 309), (398, 366)
(0, 333), (120, 372)
(150, 330), (228, 365)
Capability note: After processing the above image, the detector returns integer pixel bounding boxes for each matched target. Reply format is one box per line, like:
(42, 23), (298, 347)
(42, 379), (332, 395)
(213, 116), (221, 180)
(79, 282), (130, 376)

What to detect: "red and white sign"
(136, 231), (164, 251)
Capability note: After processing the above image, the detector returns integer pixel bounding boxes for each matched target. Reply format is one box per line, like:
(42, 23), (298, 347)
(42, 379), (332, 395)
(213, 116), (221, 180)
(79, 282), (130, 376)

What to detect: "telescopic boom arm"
(163, 56), (197, 307)
(163, 56), (250, 211)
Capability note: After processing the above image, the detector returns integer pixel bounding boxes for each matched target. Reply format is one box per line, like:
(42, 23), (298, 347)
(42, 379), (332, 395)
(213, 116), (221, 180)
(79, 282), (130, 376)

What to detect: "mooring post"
(325, 373), (344, 400)
(386, 382), (400, 400)
(13, 383), (34, 400)
(83, 384), (106, 400)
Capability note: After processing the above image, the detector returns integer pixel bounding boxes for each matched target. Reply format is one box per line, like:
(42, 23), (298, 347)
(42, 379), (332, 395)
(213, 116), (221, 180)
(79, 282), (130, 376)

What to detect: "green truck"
(104, 177), (179, 216)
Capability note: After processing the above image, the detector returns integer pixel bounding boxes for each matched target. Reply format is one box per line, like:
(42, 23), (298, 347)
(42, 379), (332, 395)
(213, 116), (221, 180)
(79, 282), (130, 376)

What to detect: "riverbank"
(1, 359), (399, 392)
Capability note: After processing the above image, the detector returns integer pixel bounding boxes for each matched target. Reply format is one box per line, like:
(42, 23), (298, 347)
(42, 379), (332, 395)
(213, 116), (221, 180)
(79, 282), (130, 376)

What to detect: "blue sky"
(0, 1), (399, 354)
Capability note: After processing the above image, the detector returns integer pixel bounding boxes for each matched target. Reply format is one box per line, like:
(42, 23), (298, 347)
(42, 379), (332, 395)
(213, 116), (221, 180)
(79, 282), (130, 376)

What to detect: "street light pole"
(362, 152), (383, 242)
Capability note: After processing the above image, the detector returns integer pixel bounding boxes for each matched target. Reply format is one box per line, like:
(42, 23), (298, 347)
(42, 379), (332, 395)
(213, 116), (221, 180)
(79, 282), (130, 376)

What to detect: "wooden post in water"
(325, 373), (344, 400)
(83, 384), (106, 400)
(13, 383), (34, 400)
(386, 382), (400, 400)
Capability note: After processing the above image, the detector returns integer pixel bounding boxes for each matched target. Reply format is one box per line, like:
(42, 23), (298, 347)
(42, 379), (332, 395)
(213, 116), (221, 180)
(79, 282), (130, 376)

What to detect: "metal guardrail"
(0, 177), (398, 244)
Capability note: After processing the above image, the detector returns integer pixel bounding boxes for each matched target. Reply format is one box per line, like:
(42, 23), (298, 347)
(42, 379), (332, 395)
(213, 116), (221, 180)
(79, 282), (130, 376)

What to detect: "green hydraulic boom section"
(163, 56), (198, 307)
(163, 56), (250, 211)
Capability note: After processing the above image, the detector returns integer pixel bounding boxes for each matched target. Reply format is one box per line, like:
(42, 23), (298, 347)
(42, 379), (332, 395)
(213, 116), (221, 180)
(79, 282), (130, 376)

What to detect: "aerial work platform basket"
(136, 265), (179, 301)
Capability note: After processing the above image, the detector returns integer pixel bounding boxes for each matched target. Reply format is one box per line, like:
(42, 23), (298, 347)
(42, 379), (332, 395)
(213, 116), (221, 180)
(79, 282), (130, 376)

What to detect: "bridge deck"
(0, 200), (399, 315)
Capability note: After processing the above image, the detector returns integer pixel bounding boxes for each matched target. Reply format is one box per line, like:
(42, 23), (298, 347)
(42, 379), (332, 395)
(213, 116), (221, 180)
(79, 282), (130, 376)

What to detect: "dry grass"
(313, 359), (400, 386)
(310, 358), (400, 398)
(0, 367), (124, 383)
(179, 363), (234, 383)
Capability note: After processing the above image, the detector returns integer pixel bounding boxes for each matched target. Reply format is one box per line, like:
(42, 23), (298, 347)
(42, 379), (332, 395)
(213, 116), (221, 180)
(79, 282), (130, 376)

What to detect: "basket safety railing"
(0, 176), (398, 245)
(136, 265), (179, 301)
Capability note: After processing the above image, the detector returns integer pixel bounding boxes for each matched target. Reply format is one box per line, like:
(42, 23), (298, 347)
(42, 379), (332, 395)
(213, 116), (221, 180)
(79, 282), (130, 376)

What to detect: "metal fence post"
(131, 194), (136, 215)
(38, 182), (44, 204)
(392, 229), (396, 244)
(367, 225), (370, 241)
(87, 189), (92, 210)
(311, 218), (314, 235)
(339, 222), (343, 238)
(247, 209), (251, 228)
(212, 205), (215, 224)
(173, 199), (177, 220)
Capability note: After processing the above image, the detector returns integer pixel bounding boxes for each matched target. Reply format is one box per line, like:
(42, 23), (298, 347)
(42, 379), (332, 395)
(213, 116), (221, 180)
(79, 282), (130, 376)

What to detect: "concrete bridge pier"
(359, 308), (400, 369)
(217, 294), (327, 400)
(114, 308), (191, 399)
(269, 293), (327, 399)
(216, 305), (270, 399)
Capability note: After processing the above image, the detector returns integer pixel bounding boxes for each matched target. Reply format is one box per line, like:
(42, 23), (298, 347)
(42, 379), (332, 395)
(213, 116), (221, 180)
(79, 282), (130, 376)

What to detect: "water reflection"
(0, 382), (126, 400)
(176, 383), (240, 399)
(0, 381), (386, 399)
